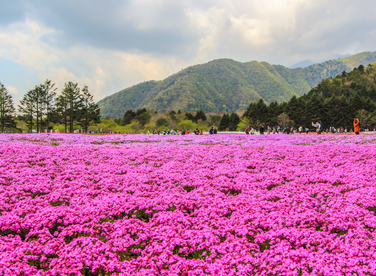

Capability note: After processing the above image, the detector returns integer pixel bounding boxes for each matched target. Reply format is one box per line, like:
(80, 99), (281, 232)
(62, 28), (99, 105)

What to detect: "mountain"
(98, 51), (376, 118)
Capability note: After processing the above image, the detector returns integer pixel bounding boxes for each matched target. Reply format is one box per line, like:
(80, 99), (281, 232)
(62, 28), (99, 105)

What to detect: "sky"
(1, 0), (376, 104)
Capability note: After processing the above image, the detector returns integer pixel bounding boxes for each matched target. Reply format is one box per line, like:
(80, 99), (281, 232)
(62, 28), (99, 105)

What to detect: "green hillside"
(243, 63), (376, 130)
(98, 51), (376, 118)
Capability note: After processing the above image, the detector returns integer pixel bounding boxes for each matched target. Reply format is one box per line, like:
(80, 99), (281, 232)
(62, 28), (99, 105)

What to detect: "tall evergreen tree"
(286, 96), (306, 127)
(218, 113), (230, 131)
(229, 112), (240, 131)
(324, 94), (340, 127)
(121, 110), (136, 126)
(268, 101), (280, 127)
(61, 82), (82, 133)
(32, 86), (45, 133)
(306, 93), (325, 128)
(41, 80), (57, 132)
(337, 95), (350, 128)
(254, 99), (268, 124)
(295, 97), (307, 127)
(349, 92), (365, 119)
(78, 86), (101, 133)
(185, 112), (195, 121)
(18, 90), (36, 132)
(56, 94), (69, 132)
(0, 83), (15, 133)
(194, 110), (207, 122)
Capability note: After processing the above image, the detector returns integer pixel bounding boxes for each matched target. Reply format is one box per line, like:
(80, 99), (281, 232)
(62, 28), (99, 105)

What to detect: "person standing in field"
(354, 118), (360, 135)
(245, 126), (249, 134)
(259, 124), (264, 135)
(312, 121), (322, 134)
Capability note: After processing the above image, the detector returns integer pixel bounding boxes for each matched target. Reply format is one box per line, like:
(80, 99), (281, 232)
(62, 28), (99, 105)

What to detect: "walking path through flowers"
(1, 133), (376, 275)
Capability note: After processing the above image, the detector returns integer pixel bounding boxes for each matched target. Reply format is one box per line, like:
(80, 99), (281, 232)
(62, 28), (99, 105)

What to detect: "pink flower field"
(1, 133), (376, 275)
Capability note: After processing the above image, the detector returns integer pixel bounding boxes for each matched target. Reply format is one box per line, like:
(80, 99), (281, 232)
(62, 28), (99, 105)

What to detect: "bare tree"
(277, 113), (290, 128)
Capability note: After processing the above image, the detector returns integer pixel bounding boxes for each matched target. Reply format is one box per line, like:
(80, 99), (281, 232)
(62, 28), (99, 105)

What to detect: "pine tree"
(185, 112), (195, 121)
(121, 110), (136, 126)
(56, 94), (69, 132)
(18, 90), (36, 132)
(244, 102), (256, 119)
(324, 94), (340, 127)
(229, 112), (240, 131)
(78, 86), (101, 133)
(32, 86), (45, 133)
(255, 99), (268, 124)
(267, 101), (280, 127)
(41, 80), (57, 132)
(61, 82), (82, 133)
(296, 97), (307, 127)
(0, 83), (15, 133)
(306, 93), (325, 129)
(194, 110), (207, 122)
(348, 92), (366, 124)
(218, 113), (230, 131)
(287, 96), (306, 127)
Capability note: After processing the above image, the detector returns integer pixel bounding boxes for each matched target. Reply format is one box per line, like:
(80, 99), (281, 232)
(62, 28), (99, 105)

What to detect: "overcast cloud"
(1, 0), (376, 104)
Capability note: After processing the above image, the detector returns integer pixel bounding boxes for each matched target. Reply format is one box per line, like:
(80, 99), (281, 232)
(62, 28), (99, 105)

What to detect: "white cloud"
(229, 16), (273, 47)
(0, 19), (187, 102)
(5, 85), (18, 95)
(0, 19), (59, 70)
(1, 0), (376, 105)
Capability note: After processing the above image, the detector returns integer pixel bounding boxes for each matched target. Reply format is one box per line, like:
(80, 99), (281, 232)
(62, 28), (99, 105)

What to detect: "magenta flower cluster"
(1, 133), (376, 275)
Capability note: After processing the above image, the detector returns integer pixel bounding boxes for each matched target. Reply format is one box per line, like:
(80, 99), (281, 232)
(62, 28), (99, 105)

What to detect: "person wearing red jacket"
(354, 118), (360, 135)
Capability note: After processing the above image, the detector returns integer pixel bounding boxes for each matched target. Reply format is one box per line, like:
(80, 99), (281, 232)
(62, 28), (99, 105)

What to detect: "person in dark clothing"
(214, 128), (218, 134)
(286, 126), (290, 134)
(259, 124), (264, 135)
(209, 127), (214, 134)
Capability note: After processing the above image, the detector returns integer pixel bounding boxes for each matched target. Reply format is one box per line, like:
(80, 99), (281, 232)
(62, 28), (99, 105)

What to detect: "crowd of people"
(97, 118), (369, 135)
(243, 118), (367, 135)
(245, 125), (309, 135)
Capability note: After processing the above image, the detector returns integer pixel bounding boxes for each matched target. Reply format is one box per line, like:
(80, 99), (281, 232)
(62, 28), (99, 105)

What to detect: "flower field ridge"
(1, 134), (376, 275)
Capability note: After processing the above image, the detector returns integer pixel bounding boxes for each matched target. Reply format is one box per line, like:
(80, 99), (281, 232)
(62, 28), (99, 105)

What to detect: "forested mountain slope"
(243, 63), (376, 130)
(98, 51), (376, 118)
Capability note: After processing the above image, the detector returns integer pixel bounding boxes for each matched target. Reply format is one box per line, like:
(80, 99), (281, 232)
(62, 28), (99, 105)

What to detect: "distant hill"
(98, 51), (376, 118)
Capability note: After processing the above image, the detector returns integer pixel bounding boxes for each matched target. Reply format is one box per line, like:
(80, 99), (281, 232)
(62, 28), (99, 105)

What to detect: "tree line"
(2, 63), (376, 133)
(111, 107), (242, 132)
(243, 64), (376, 130)
(0, 80), (101, 133)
